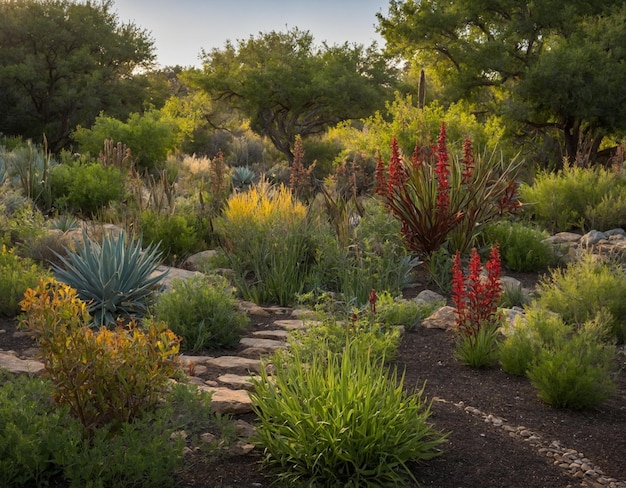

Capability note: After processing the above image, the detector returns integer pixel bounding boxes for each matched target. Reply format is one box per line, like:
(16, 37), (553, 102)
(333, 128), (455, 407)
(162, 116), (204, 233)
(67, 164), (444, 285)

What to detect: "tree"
(378, 0), (625, 165)
(188, 28), (397, 162)
(0, 0), (156, 152)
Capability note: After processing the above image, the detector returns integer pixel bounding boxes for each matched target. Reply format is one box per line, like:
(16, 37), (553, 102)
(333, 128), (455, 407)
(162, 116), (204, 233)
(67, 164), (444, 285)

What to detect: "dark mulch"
(1, 270), (625, 488)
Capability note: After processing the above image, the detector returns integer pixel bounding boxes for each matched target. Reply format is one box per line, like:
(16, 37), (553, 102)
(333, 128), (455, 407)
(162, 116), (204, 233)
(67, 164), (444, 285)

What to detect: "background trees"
(0, 0), (156, 152)
(377, 0), (626, 165)
(188, 28), (398, 162)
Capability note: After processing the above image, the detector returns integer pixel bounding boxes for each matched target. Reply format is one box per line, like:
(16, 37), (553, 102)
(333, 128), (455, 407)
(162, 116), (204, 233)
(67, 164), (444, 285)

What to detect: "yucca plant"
(231, 165), (256, 190)
(52, 230), (167, 326)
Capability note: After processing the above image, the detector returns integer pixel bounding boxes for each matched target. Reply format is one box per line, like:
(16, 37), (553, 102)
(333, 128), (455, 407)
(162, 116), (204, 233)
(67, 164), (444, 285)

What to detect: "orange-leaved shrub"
(20, 278), (182, 438)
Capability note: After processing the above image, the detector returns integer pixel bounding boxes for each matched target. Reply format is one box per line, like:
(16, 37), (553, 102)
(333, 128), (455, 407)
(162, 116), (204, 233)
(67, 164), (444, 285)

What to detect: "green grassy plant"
(520, 163), (626, 232)
(0, 245), (48, 317)
(527, 315), (617, 410)
(49, 161), (125, 216)
(535, 253), (626, 343)
(153, 274), (249, 352)
(454, 323), (500, 368)
(376, 291), (443, 330)
(140, 209), (205, 264)
(250, 339), (447, 487)
(52, 230), (167, 326)
(217, 180), (311, 305)
(481, 220), (554, 272)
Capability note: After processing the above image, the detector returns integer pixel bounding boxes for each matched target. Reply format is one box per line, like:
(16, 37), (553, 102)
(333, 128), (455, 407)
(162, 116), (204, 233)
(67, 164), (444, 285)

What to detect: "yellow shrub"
(20, 278), (182, 437)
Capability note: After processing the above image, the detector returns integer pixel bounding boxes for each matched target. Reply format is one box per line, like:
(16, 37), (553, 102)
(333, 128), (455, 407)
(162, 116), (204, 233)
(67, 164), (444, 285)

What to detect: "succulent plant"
(231, 165), (256, 190)
(52, 230), (167, 326)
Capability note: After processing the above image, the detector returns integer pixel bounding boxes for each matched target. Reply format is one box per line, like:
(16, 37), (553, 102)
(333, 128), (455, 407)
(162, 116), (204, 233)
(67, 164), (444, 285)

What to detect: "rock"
(184, 249), (218, 271)
(421, 306), (456, 330)
(233, 419), (256, 438)
(197, 385), (252, 414)
(272, 319), (309, 330)
(414, 289), (446, 304)
(206, 356), (261, 372)
(543, 232), (582, 245)
(0, 352), (44, 374)
(150, 265), (202, 292)
(217, 373), (259, 390)
(252, 329), (289, 340)
(580, 230), (607, 248)
(238, 301), (271, 316)
(239, 337), (286, 351)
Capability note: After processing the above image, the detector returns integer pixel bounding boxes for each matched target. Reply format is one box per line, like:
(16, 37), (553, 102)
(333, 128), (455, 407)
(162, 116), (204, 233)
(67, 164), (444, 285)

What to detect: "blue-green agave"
(53, 230), (168, 326)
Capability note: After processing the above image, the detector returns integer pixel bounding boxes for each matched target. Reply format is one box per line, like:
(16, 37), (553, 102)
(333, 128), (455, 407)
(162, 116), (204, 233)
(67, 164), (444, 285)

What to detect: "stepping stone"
(252, 329), (289, 340)
(273, 319), (309, 330)
(218, 373), (259, 390)
(197, 385), (252, 414)
(180, 355), (214, 365)
(239, 337), (285, 351)
(206, 356), (261, 372)
(0, 352), (44, 374)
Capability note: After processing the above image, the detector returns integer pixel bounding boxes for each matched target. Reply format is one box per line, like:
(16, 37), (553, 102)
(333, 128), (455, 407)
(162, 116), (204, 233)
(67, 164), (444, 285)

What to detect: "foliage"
(49, 161), (125, 216)
(0, 371), (80, 487)
(480, 220), (554, 272)
(0, 189), (46, 248)
(535, 253), (626, 343)
(52, 230), (167, 326)
(20, 278), (182, 438)
(216, 180), (311, 305)
(190, 27), (397, 161)
(375, 291), (442, 330)
(153, 274), (249, 352)
(452, 246), (503, 367)
(376, 123), (522, 259)
(231, 165), (256, 190)
(283, 314), (402, 366)
(140, 210), (205, 264)
(0, 0), (155, 152)
(0, 245), (48, 317)
(378, 0), (625, 165)
(519, 163), (626, 232)
(73, 109), (181, 172)
(425, 246), (454, 294)
(250, 339), (446, 487)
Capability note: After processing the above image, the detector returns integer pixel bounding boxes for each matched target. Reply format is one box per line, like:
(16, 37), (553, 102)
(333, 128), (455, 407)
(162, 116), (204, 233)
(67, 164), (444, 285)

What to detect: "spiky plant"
(231, 165), (256, 190)
(52, 230), (167, 326)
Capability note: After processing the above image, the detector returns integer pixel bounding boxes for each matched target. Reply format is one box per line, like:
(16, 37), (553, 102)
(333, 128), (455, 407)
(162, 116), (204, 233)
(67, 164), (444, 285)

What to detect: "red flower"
(369, 289), (377, 314)
(374, 151), (388, 197)
(387, 136), (407, 194)
(435, 123), (450, 212)
(462, 138), (474, 184)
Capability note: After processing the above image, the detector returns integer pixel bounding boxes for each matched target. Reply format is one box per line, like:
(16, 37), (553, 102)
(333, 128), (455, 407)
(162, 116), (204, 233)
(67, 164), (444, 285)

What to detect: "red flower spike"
(369, 289), (378, 314)
(411, 142), (423, 170)
(374, 151), (387, 197)
(462, 138), (474, 184)
(435, 122), (450, 212)
(387, 136), (407, 194)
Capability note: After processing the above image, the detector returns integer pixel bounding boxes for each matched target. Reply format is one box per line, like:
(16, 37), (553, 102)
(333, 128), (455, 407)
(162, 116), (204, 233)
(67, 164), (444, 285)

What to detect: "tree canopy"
(378, 0), (626, 165)
(188, 28), (398, 162)
(0, 0), (156, 152)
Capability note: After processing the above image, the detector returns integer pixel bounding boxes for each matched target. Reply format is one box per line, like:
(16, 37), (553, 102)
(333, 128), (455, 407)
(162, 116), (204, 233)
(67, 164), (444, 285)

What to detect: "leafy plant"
(217, 180), (311, 305)
(250, 339), (447, 487)
(452, 246), (503, 367)
(526, 314), (617, 410)
(52, 230), (167, 326)
(140, 209), (205, 264)
(153, 274), (249, 352)
(0, 245), (48, 317)
(519, 163), (626, 232)
(375, 290), (442, 330)
(481, 220), (554, 272)
(0, 371), (81, 487)
(50, 213), (80, 232)
(535, 253), (626, 343)
(20, 278), (182, 438)
(375, 123), (523, 259)
(231, 165), (256, 190)
(49, 161), (125, 216)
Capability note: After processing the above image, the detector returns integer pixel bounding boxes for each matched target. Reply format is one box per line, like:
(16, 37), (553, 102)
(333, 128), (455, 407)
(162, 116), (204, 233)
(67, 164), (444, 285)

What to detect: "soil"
(1, 270), (625, 488)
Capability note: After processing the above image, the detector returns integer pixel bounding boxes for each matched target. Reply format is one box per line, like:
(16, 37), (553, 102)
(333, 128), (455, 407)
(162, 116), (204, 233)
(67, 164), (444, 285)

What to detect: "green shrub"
(250, 339), (447, 487)
(153, 274), (249, 352)
(535, 253), (626, 343)
(454, 323), (500, 368)
(49, 161), (125, 216)
(52, 230), (167, 326)
(283, 314), (402, 365)
(376, 291), (442, 330)
(527, 315), (617, 410)
(0, 371), (81, 487)
(481, 220), (554, 272)
(0, 245), (48, 317)
(140, 210), (205, 264)
(520, 164), (626, 232)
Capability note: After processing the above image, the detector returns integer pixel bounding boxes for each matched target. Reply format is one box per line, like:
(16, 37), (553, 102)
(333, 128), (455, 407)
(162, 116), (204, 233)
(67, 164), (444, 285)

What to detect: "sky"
(112, 0), (390, 68)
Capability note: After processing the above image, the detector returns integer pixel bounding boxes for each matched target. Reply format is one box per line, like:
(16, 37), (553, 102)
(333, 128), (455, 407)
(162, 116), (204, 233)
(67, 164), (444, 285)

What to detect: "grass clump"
(376, 290), (443, 330)
(250, 338), (447, 487)
(153, 274), (249, 352)
(535, 253), (626, 343)
(0, 245), (48, 317)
